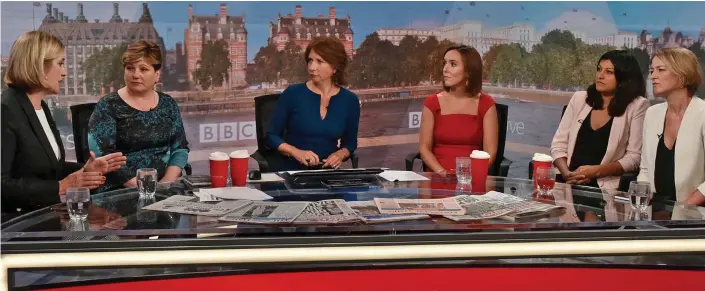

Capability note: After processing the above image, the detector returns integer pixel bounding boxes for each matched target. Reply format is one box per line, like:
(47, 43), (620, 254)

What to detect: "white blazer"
(637, 97), (705, 202)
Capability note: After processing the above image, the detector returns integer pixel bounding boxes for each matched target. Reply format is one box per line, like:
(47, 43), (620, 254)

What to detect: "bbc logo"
(199, 122), (256, 143)
(408, 112), (421, 129)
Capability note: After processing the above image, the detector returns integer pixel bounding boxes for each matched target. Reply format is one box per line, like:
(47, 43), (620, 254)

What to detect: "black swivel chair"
(251, 93), (359, 172)
(69, 103), (192, 175)
(405, 103), (512, 177)
(528, 104), (637, 192)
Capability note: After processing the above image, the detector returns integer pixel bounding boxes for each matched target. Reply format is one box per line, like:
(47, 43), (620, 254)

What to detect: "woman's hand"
(323, 150), (347, 169)
(59, 171), (105, 194)
(84, 152), (127, 174)
(569, 165), (601, 185)
(291, 149), (320, 167)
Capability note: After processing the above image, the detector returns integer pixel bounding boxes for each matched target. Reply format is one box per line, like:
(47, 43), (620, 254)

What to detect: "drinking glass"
(628, 181), (653, 212)
(455, 157), (472, 184)
(137, 168), (158, 197)
(66, 187), (90, 220)
(535, 167), (557, 196)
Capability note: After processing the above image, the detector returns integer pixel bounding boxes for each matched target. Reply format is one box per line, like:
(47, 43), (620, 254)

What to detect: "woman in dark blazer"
(1, 31), (126, 217)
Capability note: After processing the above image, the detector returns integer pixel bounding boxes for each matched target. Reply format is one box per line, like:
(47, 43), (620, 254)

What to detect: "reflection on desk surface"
(2, 173), (704, 240)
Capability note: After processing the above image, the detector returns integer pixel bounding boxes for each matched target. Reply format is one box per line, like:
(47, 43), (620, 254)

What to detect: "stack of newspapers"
(144, 191), (563, 225)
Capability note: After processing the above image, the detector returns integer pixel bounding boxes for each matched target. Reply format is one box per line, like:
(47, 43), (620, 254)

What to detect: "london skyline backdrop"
(2, 1), (705, 62)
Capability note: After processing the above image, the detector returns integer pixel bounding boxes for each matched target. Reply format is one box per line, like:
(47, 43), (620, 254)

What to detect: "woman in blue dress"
(266, 36), (360, 171)
(88, 41), (189, 192)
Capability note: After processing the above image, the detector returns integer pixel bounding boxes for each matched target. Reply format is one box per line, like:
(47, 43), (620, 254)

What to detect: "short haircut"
(443, 45), (483, 96)
(653, 47), (704, 97)
(585, 50), (646, 117)
(122, 40), (162, 71)
(4, 30), (64, 91)
(304, 36), (349, 86)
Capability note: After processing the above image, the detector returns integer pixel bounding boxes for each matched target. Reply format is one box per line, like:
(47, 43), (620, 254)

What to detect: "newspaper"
(374, 197), (464, 215)
(293, 199), (361, 224)
(219, 202), (309, 224)
(143, 195), (253, 217)
(348, 201), (429, 223)
(445, 191), (564, 221)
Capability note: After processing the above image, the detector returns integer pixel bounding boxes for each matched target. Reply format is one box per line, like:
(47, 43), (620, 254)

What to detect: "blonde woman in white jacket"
(637, 48), (705, 206)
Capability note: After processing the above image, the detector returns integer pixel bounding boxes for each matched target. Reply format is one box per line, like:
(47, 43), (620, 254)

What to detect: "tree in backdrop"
(349, 33), (398, 88)
(192, 39), (231, 90)
(418, 36), (440, 83)
(397, 35), (424, 86)
(541, 29), (578, 50)
(625, 48), (651, 79)
(83, 44), (128, 95)
(483, 44), (512, 80)
(247, 43), (282, 87)
(688, 43), (705, 98)
(280, 40), (308, 85)
(489, 43), (529, 87)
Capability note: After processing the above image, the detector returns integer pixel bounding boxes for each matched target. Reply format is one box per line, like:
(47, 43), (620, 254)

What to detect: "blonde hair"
(122, 40), (162, 71)
(4, 31), (64, 91)
(653, 47), (704, 96)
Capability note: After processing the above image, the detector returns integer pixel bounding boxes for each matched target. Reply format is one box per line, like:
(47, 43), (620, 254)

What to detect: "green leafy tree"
(280, 40), (308, 85)
(83, 44), (128, 95)
(350, 33), (395, 88)
(397, 35), (424, 86)
(541, 29), (578, 50)
(490, 44), (529, 87)
(418, 36), (439, 83)
(192, 39), (231, 90)
(483, 44), (512, 81)
(247, 43), (281, 87)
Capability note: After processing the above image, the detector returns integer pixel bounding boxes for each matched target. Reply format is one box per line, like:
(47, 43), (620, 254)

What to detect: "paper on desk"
(199, 187), (273, 201)
(247, 173), (284, 183)
(379, 170), (430, 182)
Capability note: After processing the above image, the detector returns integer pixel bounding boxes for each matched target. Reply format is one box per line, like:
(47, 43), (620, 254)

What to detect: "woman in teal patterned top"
(88, 41), (189, 192)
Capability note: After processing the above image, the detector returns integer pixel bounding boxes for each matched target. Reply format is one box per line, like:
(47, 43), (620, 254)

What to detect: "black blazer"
(1, 86), (83, 216)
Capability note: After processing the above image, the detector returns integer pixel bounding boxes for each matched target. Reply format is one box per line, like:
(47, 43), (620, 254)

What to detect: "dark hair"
(304, 36), (349, 86)
(122, 40), (162, 71)
(586, 50), (645, 117)
(443, 45), (483, 96)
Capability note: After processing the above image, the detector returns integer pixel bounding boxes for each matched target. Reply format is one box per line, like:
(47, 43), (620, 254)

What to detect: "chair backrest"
(254, 94), (281, 152)
(561, 105), (568, 118)
(69, 103), (97, 164)
(490, 103), (509, 176)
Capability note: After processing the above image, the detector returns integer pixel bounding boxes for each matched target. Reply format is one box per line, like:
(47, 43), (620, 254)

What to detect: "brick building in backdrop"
(184, 3), (247, 89)
(38, 3), (163, 96)
(269, 5), (354, 57)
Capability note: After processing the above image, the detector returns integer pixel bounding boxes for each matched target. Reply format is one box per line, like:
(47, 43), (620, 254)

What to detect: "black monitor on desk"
(280, 168), (385, 193)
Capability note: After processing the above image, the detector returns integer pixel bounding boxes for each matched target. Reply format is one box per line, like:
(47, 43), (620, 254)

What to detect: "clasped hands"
(563, 165), (600, 185)
(292, 148), (347, 169)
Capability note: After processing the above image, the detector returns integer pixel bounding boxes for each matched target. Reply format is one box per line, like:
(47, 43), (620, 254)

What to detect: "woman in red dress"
(419, 45), (498, 175)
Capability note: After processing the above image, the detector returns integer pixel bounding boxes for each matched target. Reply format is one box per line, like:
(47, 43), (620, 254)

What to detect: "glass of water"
(456, 157), (472, 184)
(628, 181), (653, 212)
(137, 168), (158, 197)
(66, 187), (90, 220)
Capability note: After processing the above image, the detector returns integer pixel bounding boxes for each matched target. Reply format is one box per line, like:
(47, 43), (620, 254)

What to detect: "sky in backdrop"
(2, 1), (704, 62)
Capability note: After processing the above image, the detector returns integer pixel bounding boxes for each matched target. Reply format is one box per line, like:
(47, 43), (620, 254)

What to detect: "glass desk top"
(2, 173), (703, 240)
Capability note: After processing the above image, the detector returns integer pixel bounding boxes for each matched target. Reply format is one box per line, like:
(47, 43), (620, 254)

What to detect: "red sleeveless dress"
(423, 92), (496, 173)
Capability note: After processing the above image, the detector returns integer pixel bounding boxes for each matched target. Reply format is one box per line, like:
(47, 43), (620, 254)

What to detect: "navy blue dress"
(266, 83), (360, 171)
(88, 92), (190, 192)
